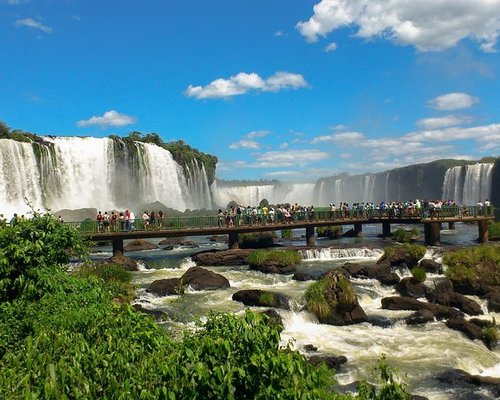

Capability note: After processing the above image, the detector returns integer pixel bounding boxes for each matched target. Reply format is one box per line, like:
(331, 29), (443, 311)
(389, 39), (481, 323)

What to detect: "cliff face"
(491, 159), (500, 219)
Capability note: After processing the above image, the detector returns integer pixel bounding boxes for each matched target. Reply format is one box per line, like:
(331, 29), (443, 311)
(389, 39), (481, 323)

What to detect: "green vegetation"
(383, 243), (426, 261)
(357, 356), (410, 400)
(410, 267), (427, 283)
(305, 274), (356, 321)
(259, 291), (275, 307)
(443, 245), (500, 284)
(239, 232), (275, 248)
(281, 228), (293, 239)
(488, 222), (500, 238)
(392, 228), (419, 243)
(0, 213), (412, 399)
(483, 326), (499, 349)
(247, 249), (302, 268)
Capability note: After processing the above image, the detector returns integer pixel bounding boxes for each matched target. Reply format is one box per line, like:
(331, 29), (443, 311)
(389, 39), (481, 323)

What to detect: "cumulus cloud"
(311, 131), (365, 144)
(185, 71), (307, 99)
(297, 0), (500, 51)
(229, 140), (260, 150)
(255, 149), (329, 167)
(324, 42), (338, 52)
(76, 110), (136, 128)
(406, 123), (500, 143)
(428, 92), (479, 110)
(246, 130), (270, 139)
(15, 17), (52, 33)
(416, 115), (473, 130)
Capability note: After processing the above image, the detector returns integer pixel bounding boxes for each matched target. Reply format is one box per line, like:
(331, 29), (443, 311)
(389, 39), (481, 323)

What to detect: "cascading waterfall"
(441, 163), (493, 204)
(0, 137), (213, 216)
(300, 247), (384, 261)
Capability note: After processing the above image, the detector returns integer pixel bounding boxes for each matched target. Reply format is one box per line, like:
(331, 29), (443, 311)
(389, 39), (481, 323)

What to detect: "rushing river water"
(91, 222), (500, 399)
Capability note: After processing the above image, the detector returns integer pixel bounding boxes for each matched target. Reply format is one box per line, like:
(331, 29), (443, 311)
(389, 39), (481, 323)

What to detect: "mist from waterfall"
(442, 163), (494, 204)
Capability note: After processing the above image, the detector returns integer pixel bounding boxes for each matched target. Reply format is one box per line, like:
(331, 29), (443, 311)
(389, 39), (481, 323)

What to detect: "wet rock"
(368, 315), (394, 328)
(303, 344), (318, 352)
(232, 289), (291, 310)
(159, 237), (185, 246)
(307, 355), (348, 371)
(292, 271), (320, 281)
(377, 247), (421, 269)
(191, 249), (254, 266)
(260, 309), (283, 328)
(486, 289), (500, 313)
(381, 296), (463, 320)
(446, 318), (484, 341)
(307, 270), (368, 325)
(162, 245), (175, 251)
(132, 304), (167, 321)
(343, 229), (362, 238)
(147, 278), (182, 296)
(429, 281), (483, 316)
(396, 277), (429, 298)
(406, 309), (435, 325)
(124, 239), (158, 252)
(107, 254), (140, 271)
(207, 235), (227, 242)
(250, 260), (297, 275)
(180, 266), (230, 291)
(340, 262), (400, 285)
(410, 396), (430, 400)
(436, 368), (500, 398)
(419, 259), (443, 274)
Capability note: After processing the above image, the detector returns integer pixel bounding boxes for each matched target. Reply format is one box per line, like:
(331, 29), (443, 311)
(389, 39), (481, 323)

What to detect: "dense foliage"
(488, 222), (500, 238)
(383, 243), (426, 261)
(392, 228), (419, 243)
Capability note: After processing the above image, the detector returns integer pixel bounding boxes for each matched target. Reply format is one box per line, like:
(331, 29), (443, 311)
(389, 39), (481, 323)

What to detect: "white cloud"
(311, 131), (365, 144)
(229, 140), (260, 150)
(416, 115), (473, 130)
(297, 0), (500, 52)
(274, 30), (284, 37)
(324, 42), (338, 52)
(15, 18), (52, 34)
(406, 124), (500, 143)
(255, 149), (329, 167)
(428, 92), (479, 110)
(76, 110), (136, 128)
(246, 130), (270, 139)
(185, 71), (307, 99)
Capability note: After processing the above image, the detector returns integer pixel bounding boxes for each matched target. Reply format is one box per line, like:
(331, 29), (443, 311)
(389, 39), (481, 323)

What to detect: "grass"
(239, 232), (275, 248)
(443, 245), (500, 284)
(383, 243), (426, 260)
(246, 249), (302, 268)
(411, 266), (427, 282)
(488, 222), (500, 238)
(259, 292), (275, 306)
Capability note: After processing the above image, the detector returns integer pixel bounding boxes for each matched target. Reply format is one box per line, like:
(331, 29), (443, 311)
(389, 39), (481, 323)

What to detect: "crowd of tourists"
(95, 209), (165, 232)
(215, 198), (493, 228)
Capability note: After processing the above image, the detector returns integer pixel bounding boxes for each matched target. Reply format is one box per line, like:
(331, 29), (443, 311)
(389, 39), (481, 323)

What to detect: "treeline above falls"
(0, 136), (498, 218)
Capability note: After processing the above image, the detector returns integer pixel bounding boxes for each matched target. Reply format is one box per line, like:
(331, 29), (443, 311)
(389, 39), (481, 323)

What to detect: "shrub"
(239, 232), (275, 248)
(488, 222), (500, 238)
(411, 267), (427, 282)
(305, 278), (333, 321)
(392, 229), (412, 243)
(281, 228), (293, 239)
(246, 249), (302, 268)
(317, 226), (343, 239)
(444, 246), (500, 284)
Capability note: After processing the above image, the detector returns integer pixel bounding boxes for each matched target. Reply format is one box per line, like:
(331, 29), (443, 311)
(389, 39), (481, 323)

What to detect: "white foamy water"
(300, 247), (384, 261)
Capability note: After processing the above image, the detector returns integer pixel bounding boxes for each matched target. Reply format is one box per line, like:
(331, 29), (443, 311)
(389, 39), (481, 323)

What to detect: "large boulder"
(406, 309), (435, 325)
(107, 254), (140, 271)
(428, 281), (483, 316)
(232, 289), (291, 310)
(191, 249), (254, 266)
(180, 267), (230, 291)
(419, 259), (443, 274)
(250, 261), (297, 274)
(147, 278), (182, 296)
(377, 245), (424, 269)
(124, 239), (158, 252)
(486, 289), (500, 312)
(292, 271), (321, 281)
(395, 277), (429, 298)
(132, 304), (167, 321)
(340, 262), (400, 285)
(436, 369), (500, 399)
(381, 296), (463, 320)
(307, 355), (348, 372)
(306, 270), (368, 325)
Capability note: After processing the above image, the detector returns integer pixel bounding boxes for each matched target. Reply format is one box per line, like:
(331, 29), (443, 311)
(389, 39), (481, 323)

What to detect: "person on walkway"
(142, 211), (150, 230)
(218, 209), (224, 228)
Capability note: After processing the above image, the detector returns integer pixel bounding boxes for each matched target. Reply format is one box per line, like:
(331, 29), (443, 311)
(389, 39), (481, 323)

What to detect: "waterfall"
(300, 247), (384, 261)
(441, 163), (493, 205)
(442, 166), (464, 203)
(0, 137), (213, 216)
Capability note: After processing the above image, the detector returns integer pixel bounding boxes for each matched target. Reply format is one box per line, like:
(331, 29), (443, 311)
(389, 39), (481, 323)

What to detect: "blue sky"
(1, 0), (499, 181)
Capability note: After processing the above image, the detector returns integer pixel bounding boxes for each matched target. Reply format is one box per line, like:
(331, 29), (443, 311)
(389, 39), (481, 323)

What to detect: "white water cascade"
(300, 247), (384, 261)
(441, 163), (494, 204)
(0, 137), (213, 217)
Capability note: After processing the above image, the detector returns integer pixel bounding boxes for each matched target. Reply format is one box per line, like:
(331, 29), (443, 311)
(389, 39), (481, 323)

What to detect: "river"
(91, 222), (500, 399)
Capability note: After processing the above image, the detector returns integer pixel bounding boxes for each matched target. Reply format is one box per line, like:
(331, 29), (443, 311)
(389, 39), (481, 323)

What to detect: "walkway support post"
(112, 238), (124, 257)
(306, 226), (315, 247)
(478, 220), (489, 243)
(448, 222), (455, 230)
(424, 222), (441, 246)
(382, 222), (391, 237)
(228, 232), (239, 249)
(354, 222), (362, 234)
